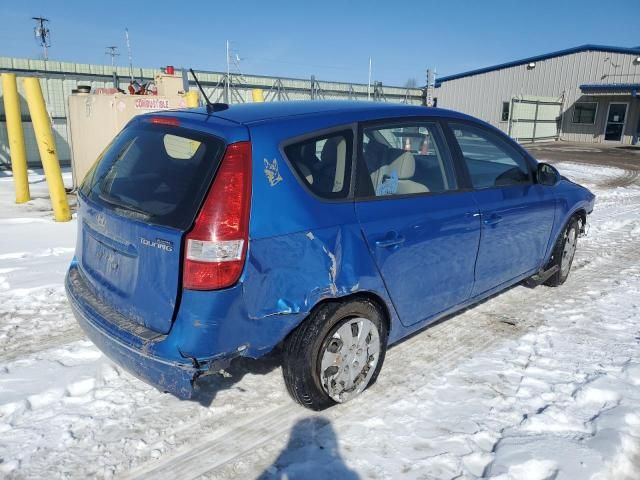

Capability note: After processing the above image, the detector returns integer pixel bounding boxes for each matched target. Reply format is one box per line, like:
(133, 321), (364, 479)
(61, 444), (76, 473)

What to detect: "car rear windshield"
(81, 121), (225, 230)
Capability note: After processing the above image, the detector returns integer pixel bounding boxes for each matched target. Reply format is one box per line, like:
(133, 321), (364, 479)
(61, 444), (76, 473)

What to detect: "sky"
(0, 0), (638, 87)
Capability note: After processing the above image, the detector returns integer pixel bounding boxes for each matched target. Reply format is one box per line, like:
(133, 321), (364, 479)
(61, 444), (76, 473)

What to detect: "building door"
(604, 103), (628, 142)
(508, 96), (563, 143)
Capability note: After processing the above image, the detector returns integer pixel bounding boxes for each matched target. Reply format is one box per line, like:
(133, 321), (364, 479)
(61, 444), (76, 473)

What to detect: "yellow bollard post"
(23, 77), (71, 222)
(252, 89), (264, 103)
(1, 73), (30, 203)
(185, 90), (199, 108)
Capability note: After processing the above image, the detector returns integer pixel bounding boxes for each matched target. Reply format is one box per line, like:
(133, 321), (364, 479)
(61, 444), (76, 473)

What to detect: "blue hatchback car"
(66, 101), (594, 410)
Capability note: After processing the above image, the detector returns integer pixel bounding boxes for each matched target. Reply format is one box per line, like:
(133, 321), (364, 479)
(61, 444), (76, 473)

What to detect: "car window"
(357, 122), (456, 198)
(449, 123), (531, 189)
(81, 123), (224, 229)
(163, 134), (202, 159)
(284, 130), (353, 199)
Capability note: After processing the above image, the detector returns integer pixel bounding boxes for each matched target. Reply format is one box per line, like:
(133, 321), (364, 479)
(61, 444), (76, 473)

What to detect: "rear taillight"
(183, 142), (252, 290)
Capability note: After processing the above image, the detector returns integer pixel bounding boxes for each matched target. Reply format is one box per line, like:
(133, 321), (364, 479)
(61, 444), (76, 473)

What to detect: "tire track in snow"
(126, 184), (640, 480)
(553, 160), (640, 189)
(606, 169), (639, 188)
(126, 283), (530, 478)
(128, 249), (639, 479)
(126, 330), (501, 480)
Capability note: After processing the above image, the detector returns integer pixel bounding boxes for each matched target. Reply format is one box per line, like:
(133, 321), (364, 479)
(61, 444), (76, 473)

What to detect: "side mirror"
(537, 163), (560, 186)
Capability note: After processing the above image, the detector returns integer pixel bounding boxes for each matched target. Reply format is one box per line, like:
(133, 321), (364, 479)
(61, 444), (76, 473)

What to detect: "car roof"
(184, 101), (468, 125)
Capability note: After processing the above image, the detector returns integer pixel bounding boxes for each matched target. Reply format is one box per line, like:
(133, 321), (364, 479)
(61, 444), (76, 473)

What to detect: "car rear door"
(446, 121), (555, 296)
(76, 116), (229, 334)
(354, 119), (481, 327)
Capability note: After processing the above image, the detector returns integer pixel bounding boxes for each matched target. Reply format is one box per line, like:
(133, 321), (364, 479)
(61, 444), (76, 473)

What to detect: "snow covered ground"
(0, 161), (639, 479)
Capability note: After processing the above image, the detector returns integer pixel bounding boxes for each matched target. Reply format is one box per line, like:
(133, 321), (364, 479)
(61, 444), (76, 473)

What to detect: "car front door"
(354, 120), (481, 327)
(446, 121), (556, 296)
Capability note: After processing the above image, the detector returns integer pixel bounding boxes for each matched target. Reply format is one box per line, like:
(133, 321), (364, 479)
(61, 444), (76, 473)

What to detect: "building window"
(501, 102), (510, 121)
(572, 102), (597, 124)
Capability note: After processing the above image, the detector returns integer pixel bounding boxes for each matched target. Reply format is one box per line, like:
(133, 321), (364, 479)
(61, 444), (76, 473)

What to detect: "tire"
(544, 216), (580, 287)
(282, 298), (388, 411)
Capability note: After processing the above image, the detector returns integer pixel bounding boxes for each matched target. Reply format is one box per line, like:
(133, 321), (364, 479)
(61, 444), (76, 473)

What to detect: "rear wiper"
(98, 193), (151, 220)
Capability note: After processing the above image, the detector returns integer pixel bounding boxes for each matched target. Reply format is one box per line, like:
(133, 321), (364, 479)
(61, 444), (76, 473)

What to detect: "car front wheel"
(544, 216), (580, 287)
(282, 298), (387, 410)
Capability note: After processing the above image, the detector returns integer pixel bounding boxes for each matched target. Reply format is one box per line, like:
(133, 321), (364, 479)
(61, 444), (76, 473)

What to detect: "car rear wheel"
(544, 216), (580, 287)
(282, 298), (387, 410)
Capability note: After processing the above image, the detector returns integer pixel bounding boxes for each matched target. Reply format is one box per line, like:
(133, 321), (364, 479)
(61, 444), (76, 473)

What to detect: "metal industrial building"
(435, 45), (640, 144)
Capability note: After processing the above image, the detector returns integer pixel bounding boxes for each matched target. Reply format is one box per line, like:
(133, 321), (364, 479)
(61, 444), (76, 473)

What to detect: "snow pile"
(0, 163), (639, 479)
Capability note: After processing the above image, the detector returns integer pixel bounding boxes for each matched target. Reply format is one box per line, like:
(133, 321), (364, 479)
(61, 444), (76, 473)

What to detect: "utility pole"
(425, 67), (435, 107)
(105, 46), (120, 89)
(225, 40), (230, 103)
(32, 17), (51, 61)
(105, 46), (120, 69)
(124, 28), (134, 82)
(367, 57), (372, 101)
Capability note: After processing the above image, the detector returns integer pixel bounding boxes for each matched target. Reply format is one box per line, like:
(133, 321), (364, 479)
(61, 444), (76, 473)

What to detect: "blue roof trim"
(580, 83), (640, 96)
(435, 44), (640, 86)
(580, 83), (640, 90)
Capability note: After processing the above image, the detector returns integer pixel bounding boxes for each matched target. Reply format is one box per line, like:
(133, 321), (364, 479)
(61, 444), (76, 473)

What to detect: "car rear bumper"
(69, 295), (197, 398)
(65, 264), (239, 399)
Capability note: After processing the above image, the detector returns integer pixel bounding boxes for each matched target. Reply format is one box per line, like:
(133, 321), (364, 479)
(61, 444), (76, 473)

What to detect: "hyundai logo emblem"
(96, 213), (106, 228)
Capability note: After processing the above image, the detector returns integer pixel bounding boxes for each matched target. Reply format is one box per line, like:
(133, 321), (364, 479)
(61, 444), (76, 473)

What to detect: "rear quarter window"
(81, 122), (224, 230)
(283, 130), (353, 200)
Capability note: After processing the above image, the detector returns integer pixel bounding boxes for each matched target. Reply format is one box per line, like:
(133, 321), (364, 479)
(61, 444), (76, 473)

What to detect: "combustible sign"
(134, 98), (171, 110)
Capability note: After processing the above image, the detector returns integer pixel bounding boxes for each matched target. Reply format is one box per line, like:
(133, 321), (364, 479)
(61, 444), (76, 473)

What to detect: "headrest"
(364, 140), (386, 169)
(387, 151), (415, 179)
(321, 137), (346, 165)
(300, 143), (320, 167)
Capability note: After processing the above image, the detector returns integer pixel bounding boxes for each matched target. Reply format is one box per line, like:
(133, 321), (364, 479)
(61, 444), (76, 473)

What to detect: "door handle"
(375, 235), (406, 248)
(483, 214), (503, 226)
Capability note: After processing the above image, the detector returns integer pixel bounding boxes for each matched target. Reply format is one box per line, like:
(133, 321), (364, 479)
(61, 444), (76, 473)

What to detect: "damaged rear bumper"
(70, 297), (197, 398)
(65, 265), (241, 399)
